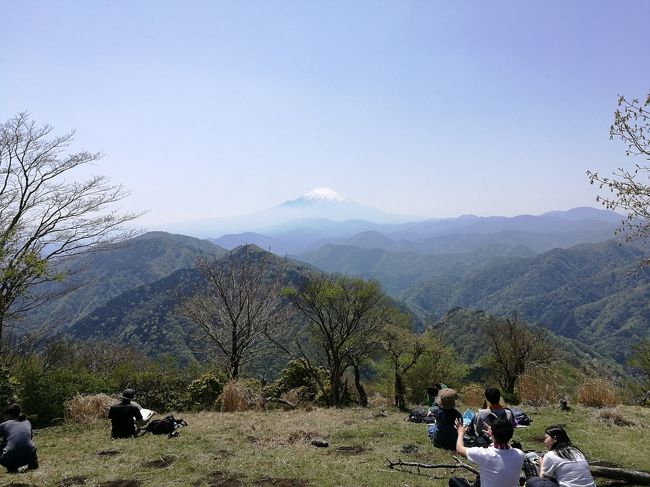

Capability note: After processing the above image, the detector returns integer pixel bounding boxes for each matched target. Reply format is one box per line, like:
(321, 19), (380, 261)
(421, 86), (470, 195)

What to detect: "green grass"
(6, 404), (650, 486)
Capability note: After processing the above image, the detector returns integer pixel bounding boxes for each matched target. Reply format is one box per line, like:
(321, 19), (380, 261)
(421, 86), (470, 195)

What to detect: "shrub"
(265, 360), (325, 401)
(64, 393), (114, 423)
(186, 372), (225, 411)
(118, 371), (190, 412)
(17, 365), (112, 427)
(0, 368), (18, 406)
(575, 378), (621, 408)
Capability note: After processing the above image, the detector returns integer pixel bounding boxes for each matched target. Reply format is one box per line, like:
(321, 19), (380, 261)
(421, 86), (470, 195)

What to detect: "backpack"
(406, 407), (435, 423)
(144, 415), (188, 437)
(510, 407), (531, 426)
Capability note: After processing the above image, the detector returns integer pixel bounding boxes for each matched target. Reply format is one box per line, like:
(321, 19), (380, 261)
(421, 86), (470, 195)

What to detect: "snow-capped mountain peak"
(299, 187), (348, 202)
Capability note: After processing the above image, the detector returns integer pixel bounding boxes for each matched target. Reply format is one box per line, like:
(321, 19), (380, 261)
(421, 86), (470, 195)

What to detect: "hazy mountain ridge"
(213, 207), (621, 256)
(21, 232), (225, 332)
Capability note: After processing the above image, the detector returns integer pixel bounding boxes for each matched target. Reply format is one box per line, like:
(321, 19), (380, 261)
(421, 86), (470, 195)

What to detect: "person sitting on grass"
(525, 425), (596, 487)
(450, 416), (524, 487)
(430, 388), (462, 450)
(471, 387), (516, 445)
(108, 389), (143, 439)
(426, 383), (443, 418)
(0, 403), (38, 473)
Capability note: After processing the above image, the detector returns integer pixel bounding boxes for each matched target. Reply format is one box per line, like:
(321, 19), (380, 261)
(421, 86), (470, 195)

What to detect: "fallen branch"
(386, 456), (479, 476)
(264, 397), (302, 409)
(590, 465), (650, 485)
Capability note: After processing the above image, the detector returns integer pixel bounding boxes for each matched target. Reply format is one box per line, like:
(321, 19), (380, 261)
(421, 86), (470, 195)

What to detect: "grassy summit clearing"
(10, 405), (650, 486)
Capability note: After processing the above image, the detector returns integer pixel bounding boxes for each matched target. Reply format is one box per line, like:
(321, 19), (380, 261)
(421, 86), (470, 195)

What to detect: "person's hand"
(482, 423), (493, 438)
(454, 418), (466, 433)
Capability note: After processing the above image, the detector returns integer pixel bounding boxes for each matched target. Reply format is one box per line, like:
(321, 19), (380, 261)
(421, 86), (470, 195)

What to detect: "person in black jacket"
(431, 388), (463, 450)
(0, 403), (38, 473)
(108, 389), (143, 439)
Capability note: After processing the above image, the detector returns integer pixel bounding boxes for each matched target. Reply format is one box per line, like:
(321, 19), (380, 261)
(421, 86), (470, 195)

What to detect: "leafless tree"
(587, 93), (650, 263)
(0, 113), (140, 351)
(483, 312), (553, 394)
(178, 246), (290, 379)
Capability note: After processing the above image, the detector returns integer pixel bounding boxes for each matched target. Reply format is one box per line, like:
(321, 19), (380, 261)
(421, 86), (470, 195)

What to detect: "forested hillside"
(20, 232), (225, 332)
(402, 240), (649, 362)
(66, 245), (316, 372)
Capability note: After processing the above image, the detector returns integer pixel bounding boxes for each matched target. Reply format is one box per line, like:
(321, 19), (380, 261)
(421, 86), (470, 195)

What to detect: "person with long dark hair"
(0, 403), (38, 473)
(526, 425), (596, 487)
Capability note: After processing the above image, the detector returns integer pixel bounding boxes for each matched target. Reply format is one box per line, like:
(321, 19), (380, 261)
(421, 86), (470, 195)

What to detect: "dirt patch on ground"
(213, 449), (234, 459)
(593, 409), (637, 427)
(97, 481), (141, 487)
(97, 450), (121, 456)
(194, 471), (244, 487)
(253, 477), (309, 486)
(335, 445), (367, 455)
(142, 454), (178, 468)
(287, 430), (322, 445)
(400, 443), (419, 454)
(59, 476), (88, 486)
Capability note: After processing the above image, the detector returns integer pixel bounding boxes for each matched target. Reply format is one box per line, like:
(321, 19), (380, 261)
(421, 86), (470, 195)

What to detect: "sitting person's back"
(0, 404), (38, 473)
(108, 389), (143, 439)
(431, 388), (462, 450)
(472, 387), (516, 445)
(451, 417), (524, 487)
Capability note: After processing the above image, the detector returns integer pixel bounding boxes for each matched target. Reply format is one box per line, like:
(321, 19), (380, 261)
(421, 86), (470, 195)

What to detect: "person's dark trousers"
(449, 477), (472, 487)
(525, 478), (559, 487)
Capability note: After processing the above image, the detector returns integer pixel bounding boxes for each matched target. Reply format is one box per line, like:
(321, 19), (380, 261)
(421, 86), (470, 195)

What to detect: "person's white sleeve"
(542, 451), (559, 477)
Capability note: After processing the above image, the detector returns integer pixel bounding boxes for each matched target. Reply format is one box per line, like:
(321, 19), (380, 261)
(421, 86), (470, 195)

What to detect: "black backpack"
(406, 407), (435, 423)
(144, 415), (187, 437)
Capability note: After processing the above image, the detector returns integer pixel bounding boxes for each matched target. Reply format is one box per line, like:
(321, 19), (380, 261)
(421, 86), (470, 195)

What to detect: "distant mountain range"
(14, 191), (648, 377)
(212, 206), (622, 256)
(162, 187), (413, 237)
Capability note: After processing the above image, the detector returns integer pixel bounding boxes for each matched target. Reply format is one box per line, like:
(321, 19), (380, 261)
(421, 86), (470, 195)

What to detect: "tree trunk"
(352, 363), (368, 407)
(395, 372), (407, 411)
(589, 465), (650, 485)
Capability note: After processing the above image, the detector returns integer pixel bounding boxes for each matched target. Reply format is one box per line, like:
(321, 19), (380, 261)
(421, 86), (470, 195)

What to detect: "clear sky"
(2, 1), (649, 227)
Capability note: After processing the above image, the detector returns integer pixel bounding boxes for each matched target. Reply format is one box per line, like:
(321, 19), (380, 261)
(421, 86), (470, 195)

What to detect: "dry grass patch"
(575, 378), (621, 408)
(64, 394), (114, 423)
(517, 370), (559, 406)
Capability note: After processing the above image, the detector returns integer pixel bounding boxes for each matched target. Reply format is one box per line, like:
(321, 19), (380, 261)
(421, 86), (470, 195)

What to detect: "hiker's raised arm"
(454, 418), (467, 457)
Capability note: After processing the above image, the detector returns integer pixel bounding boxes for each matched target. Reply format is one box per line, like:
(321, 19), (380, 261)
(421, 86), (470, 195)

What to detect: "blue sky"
(2, 1), (649, 227)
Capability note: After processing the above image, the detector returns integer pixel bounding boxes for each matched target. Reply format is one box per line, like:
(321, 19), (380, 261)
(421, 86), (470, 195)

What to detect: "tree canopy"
(0, 113), (139, 350)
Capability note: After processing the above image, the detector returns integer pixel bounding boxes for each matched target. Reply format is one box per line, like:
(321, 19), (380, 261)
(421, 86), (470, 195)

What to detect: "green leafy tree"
(381, 313), (425, 411)
(282, 275), (392, 408)
(629, 339), (650, 390)
(0, 113), (139, 352)
(588, 92), (650, 262)
(405, 329), (468, 404)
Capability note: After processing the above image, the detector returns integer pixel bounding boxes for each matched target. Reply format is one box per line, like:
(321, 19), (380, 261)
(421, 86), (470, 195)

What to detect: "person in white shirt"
(526, 425), (596, 487)
(450, 416), (524, 487)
